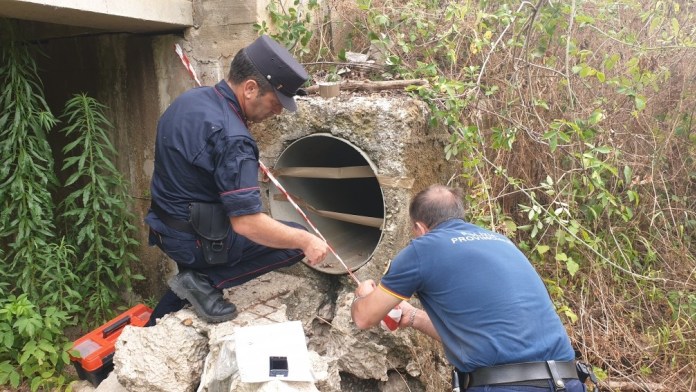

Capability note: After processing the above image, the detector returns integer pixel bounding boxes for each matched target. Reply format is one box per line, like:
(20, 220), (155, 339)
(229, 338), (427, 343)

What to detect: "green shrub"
(59, 94), (143, 321)
(0, 294), (72, 391)
(0, 21), (142, 390)
(254, 0), (319, 58)
(0, 20), (59, 299)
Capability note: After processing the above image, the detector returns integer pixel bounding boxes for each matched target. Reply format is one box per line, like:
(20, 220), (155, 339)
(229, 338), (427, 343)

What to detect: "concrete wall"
(0, 0), (192, 32)
(34, 31), (182, 300)
(5, 0), (269, 300)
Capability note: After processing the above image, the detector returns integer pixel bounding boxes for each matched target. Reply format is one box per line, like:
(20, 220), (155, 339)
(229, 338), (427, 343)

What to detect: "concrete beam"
(0, 0), (193, 33)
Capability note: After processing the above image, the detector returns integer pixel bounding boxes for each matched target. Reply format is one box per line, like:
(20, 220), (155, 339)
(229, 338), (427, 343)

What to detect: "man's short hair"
(409, 185), (464, 229)
(228, 48), (274, 95)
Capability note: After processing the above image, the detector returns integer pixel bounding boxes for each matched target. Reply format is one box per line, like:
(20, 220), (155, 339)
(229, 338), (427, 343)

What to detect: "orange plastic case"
(69, 304), (152, 385)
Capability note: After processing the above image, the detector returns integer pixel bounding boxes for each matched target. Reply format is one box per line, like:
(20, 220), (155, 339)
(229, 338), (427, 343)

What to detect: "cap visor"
(275, 91), (297, 112)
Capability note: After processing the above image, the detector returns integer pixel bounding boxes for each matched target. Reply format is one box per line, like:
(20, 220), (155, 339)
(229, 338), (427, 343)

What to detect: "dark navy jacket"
(146, 80), (262, 240)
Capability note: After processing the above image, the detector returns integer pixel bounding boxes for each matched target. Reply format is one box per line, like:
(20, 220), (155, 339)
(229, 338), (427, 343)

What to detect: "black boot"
(168, 270), (237, 323)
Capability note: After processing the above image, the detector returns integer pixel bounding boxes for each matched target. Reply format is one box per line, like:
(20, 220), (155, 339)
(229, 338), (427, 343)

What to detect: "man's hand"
(302, 234), (328, 266)
(355, 279), (377, 298)
(351, 279), (401, 330)
(397, 301), (417, 329)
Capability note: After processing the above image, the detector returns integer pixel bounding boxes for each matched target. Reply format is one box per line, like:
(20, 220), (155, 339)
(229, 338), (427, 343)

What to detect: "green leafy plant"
(0, 19), (142, 392)
(253, 0), (319, 58)
(324, 71), (342, 83)
(0, 294), (72, 391)
(59, 93), (143, 321)
(0, 22), (83, 392)
(0, 21), (59, 298)
(38, 239), (84, 315)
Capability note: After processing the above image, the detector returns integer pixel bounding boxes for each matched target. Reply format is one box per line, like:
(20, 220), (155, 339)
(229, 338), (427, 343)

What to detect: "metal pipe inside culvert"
(268, 134), (386, 275)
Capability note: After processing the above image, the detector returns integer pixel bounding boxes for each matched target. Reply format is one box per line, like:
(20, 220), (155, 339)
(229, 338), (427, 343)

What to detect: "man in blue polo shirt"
(145, 35), (328, 325)
(351, 185), (585, 391)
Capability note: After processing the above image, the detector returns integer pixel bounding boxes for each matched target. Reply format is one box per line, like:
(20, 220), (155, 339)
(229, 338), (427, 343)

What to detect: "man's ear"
(242, 79), (259, 99)
(414, 221), (428, 236)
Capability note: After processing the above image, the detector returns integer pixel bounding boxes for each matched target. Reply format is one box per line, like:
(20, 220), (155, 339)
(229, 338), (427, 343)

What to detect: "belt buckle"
(546, 360), (566, 391)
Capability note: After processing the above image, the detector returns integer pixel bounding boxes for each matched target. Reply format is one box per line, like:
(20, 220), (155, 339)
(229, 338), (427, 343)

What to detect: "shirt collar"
(214, 80), (246, 123)
(432, 218), (465, 231)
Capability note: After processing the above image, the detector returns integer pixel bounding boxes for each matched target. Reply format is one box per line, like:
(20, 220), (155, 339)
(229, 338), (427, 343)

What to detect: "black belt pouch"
(189, 202), (230, 265)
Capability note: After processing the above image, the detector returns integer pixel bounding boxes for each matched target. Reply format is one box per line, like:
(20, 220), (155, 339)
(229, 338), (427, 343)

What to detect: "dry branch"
(304, 79), (428, 94)
(604, 381), (667, 392)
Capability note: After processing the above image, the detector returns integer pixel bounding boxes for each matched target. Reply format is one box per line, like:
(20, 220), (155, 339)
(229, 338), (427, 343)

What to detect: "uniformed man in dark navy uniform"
(145, 35), (328, 325)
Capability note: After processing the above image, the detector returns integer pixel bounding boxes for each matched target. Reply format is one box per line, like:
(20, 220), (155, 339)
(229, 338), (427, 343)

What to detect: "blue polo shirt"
(379, 219), (574, 372)
(146, 80), (262, 239)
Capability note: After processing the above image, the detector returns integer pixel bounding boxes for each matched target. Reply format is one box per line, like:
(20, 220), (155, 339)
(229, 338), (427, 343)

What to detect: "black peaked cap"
(245, 35), (309, 112)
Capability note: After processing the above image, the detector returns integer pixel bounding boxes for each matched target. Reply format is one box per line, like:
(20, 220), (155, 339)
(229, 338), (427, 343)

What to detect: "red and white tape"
(174, 44), (202, 87)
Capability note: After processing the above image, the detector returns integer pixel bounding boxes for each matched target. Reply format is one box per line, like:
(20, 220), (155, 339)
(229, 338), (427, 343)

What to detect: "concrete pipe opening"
(268, 134), (385, 274)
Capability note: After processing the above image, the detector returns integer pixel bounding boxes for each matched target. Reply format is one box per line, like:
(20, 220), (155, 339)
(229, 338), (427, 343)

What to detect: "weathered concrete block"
(254, 94), (452, 282)
(114, 311), (209, 392)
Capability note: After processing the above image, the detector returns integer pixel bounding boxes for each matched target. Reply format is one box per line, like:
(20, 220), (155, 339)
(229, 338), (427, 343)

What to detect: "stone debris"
(68, 268), (435, 392)
(114, 310), (208, 392)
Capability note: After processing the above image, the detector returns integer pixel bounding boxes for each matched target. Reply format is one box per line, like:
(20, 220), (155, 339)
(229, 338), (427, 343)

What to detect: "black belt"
(456, 360), (578, 390)
(150, 201), (196, 235)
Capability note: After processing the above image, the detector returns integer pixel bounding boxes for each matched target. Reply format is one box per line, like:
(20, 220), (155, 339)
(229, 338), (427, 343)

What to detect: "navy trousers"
(146, 221), (306, 326)
(466, 379), (586, 391)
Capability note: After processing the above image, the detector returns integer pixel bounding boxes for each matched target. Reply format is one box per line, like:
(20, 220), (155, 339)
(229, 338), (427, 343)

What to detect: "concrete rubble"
(70, 266), (437, 392)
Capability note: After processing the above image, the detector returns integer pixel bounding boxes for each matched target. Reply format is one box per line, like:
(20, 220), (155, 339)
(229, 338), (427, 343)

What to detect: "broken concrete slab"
(115, 310), (209, 392)
(113, 307), (334, 392)
(102, 269), (339, 392)
(88, 266), (440, 391)
(69, 258), (437, 392)
(253, 95), (454, 285)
